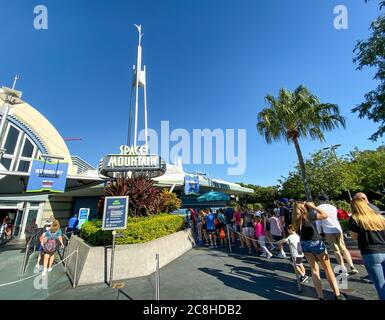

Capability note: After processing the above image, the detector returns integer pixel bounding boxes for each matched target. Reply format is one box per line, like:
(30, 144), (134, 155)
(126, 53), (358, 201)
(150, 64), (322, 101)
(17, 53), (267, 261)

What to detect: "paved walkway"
(0, 239), (379, 300)
(48, 245), (377, 300)
(0, 240), (70, 300)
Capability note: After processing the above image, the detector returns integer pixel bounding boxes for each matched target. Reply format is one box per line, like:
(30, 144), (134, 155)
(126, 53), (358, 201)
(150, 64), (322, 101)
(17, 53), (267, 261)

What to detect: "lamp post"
(323, 144), (352, 201)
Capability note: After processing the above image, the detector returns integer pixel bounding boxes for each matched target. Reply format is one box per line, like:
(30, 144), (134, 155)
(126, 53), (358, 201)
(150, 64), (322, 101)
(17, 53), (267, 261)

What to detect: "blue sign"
(26, 159), (68, 193)
(78, 208), (90, 229)
(184, 175), (200, 195)
(102, 196), (129, 231)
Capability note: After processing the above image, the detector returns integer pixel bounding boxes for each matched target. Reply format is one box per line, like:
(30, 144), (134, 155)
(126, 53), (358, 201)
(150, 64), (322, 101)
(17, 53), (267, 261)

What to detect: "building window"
(17, 160), (31, 173)
(0, 157), (12, 170)
(3, 126), (20, 155)
(21, 138), (34, 158)
(0, 123), (39, 172)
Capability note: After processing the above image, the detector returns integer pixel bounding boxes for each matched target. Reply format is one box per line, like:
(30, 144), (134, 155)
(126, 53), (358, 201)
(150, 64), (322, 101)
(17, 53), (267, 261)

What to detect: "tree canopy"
(257, 85), (346, 200)
(278, 145), (385, 208)
(353, 1), (385, 140)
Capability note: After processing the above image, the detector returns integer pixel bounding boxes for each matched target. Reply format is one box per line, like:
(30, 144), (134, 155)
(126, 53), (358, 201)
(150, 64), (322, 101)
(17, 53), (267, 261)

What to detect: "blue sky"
(0, 0), (384, 186)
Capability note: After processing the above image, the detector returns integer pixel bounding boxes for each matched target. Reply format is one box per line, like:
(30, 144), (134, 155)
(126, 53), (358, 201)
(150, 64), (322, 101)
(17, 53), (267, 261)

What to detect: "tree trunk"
(292, 137), (313, 201)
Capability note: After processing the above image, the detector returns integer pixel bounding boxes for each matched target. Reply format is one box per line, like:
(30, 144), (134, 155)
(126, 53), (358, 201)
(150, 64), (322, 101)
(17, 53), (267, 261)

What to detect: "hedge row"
(80, 214), (185, 246)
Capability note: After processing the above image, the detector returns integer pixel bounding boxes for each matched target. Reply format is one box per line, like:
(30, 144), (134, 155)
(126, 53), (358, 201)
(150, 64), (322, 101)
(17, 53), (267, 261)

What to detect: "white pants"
(258, 236), (272, 256)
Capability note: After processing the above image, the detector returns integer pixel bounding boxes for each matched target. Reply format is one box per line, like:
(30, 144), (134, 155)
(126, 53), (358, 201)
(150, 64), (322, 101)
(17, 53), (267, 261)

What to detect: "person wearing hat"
(316, 194), (358, 275)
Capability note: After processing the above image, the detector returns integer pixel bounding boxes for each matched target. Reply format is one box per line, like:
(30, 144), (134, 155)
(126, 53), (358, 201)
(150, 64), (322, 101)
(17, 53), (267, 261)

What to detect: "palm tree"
(257, 85), (346, 201)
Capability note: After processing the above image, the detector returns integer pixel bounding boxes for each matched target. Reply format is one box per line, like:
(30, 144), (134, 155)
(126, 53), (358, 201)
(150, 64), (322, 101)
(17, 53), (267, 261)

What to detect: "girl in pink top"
(255, 216), (273, 259)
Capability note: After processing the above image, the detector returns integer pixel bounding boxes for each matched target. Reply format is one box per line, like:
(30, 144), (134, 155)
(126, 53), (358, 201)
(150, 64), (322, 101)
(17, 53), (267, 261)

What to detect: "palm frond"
(256, 85), (346, 144)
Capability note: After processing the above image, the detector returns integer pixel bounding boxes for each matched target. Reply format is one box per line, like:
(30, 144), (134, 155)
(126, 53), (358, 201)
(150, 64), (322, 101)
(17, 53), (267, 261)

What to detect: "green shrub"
(331, 200), (351, 213)
(253, 203), (263, 211)
(373, 199), (385, 211)
(80, 214), (185, 246)
(339, 219), (349, 232)
(229, 201), (238, 207)
(159, 189), (182, 213)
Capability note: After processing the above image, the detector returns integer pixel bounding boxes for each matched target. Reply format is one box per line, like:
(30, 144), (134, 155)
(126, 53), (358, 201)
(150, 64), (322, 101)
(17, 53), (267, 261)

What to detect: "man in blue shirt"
(66, 214), (79, 234)
(205, 209), (217, 248)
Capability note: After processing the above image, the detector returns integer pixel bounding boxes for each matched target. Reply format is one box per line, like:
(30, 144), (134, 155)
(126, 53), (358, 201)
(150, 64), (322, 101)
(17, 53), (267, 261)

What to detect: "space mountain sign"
(99, 145), (167, 178)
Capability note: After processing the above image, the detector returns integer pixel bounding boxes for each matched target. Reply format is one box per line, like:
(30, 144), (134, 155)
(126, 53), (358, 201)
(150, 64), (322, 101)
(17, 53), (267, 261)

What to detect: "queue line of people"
(188, 191), (385, 300)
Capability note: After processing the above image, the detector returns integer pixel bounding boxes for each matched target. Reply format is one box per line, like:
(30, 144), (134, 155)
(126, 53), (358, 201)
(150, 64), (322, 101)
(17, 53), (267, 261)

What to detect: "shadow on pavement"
(199, 266), (310, 300)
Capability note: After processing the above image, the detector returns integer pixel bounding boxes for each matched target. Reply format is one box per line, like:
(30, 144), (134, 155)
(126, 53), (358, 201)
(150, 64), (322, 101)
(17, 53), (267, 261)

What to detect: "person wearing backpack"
(41, 220), (64, 276)
(217, 209), (227, 247)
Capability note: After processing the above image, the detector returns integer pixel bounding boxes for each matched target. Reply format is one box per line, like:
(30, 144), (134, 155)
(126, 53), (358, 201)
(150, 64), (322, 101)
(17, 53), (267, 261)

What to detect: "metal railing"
(61, 235), (79, 288)
(20, 228), (80, 289)
(57, 232), (72, 262)
(20, 229), (43, 275)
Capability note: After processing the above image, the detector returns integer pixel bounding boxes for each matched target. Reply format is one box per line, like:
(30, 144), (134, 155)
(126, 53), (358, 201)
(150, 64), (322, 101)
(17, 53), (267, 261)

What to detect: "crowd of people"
(188, 191), (385, 300)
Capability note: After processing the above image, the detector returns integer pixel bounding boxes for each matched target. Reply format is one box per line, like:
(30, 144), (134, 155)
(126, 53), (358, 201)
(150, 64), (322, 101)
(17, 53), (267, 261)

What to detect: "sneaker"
(42, 269), (47, 277)
(349, 267), (359, 275)
(34, 265), (40, 274)
(361, 275), (373, 284)
(260, 253), (267, 258)
(266, 252), (273, 259)
(300, 275), (309, 284)
(277, 252), (287, 259)
(239, 245), (245, 249)
(335, 293), (348, 300)
(48, 268), (53, 272)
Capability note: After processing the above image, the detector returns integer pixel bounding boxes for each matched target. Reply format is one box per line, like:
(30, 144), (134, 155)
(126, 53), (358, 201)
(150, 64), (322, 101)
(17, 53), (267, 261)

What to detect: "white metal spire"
(12, 74), (20, 90)
(131, 24), (148, 152)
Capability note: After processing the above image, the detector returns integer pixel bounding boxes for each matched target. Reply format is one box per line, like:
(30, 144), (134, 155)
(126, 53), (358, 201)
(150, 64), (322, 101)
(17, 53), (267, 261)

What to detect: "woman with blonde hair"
(293, 201), (346, 300)
(349, 198), (385, 300)
(41, 219), (64, 276)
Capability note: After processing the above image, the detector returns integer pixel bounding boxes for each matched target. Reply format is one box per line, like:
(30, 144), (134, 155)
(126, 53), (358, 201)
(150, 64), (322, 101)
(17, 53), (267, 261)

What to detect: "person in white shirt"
(279, 225), (309, 284)
(316, 194), (358, 275)
(269, 212), (287, 258)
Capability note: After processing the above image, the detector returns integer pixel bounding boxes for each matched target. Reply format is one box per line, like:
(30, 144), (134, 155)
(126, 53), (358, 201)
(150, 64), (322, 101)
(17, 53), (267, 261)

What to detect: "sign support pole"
(110, 230), (117, 287)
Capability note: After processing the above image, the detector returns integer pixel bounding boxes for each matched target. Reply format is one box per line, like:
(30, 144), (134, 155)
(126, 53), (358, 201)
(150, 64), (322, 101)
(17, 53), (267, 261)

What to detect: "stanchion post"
(226, 225), (232, 253)
(110, 230), (117, 288)
(155, 253), (160, 300)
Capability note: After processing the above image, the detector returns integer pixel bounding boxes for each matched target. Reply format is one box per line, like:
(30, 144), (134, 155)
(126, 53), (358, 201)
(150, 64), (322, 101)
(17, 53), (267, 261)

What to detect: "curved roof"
(0, 88), (76, 175)
(154, 163), (254, 195)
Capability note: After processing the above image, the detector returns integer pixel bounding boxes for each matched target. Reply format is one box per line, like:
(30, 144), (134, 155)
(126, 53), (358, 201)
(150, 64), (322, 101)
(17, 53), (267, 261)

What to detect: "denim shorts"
(300, 240), (326, 255)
